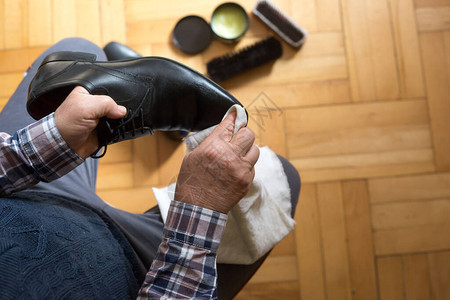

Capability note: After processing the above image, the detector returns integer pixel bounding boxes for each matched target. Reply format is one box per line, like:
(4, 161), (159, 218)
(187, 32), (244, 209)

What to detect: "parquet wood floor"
(1, 0), (449, 298)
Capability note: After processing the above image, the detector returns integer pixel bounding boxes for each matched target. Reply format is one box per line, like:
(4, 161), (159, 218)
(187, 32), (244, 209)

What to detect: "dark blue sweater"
(0, 192), (145, 299)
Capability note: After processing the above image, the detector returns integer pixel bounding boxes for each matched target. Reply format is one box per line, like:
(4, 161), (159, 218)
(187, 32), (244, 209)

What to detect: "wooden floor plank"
(292, 149), (435, 183)
(271, 231), (296, 256)
(341, 0), (400, 101)
(0, 73), (23, 99)
(254, 108), (287, 156)
(151, 42), (205, 74)
(0, 98), (7, 111)
(415, 0), (450, 7)
(416, 6), (450, 32)
(127, 44), (152, 56)
(96, 162), (134, 190)
(287, 99), (429, 132)
(372, 199), (450, 230)
(420, 32), (450, 170)
(132, 134), (160, 186)
(403, 254), (431, 300)
(316, 182), (352, 299)
(98, 140), (133, 165)
(374, 223), (450, 255)
(201, 37), (261, 66)
(389, 0), (426, 98)
(286, 100), (435, 181)
(292, 0), (341, 32)
(244, 13), (271, 38)
(228, 80), (351, 109)
(76, 0), (101, 45)
(446, 31), (450, 80)
(126, 0), (212, 21)
(342, 180), (378, 300)
(100, 0), (126, 44)
(234, 281), (299, 300)
(0, 47), (46, 73)
(246, 112), (262, 147)
(244, 92), (284, 139)
(248, 255), (298, 284)
(428, 251), (450, 299)
(341, 0), (376, 102)
(52, 0), (77, 42)
(370, 174), (450, 257)
(127, 18), (178, 46)
(155, 132), (185, 187)
(369, 172), (450, 204)
(291, 0), (318, 32)
(221, 54), (348, 88)
(27, 0), (52, 46)
(97, 186), (158, 213)
(365, 0), (401, 100)
(291, 124), (430, 158)
(286, 100), (431, 158)
(294, 184), (326, 300)
(377, 256), (405, 300)
(4, 0), (28, 49)
(207, 31), (345, 63)
(0, 0), (5, 49)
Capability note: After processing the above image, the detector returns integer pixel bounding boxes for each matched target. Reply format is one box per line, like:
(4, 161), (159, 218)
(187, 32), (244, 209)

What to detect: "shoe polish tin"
(172, 15), (213, 54)
(210, 2), (249, 43)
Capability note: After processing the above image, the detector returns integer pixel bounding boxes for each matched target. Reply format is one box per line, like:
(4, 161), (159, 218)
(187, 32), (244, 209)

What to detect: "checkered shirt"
(0, 113), (83, 196)
(1, 115), (228, 299)
(138, 200), (228, 300)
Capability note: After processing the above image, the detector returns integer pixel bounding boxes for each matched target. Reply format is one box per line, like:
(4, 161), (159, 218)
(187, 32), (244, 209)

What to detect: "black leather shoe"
(27, 51), (245, 155)
(103, 41), (141, 61)
(103, 42), (190, 141)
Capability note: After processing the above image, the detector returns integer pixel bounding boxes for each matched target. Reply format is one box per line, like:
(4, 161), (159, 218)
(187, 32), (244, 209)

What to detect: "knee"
(55, 37), (97, 48)
(276, 155), (301, 217)
(52, 38), (106, 61)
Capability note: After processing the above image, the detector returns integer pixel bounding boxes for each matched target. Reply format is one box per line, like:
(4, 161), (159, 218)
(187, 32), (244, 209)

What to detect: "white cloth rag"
(153, 104), (296, 264)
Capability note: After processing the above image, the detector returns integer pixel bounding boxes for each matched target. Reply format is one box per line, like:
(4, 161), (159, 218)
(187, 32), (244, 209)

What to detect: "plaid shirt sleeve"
(0, 113), (84, 196)
(137, 200), (228, 300)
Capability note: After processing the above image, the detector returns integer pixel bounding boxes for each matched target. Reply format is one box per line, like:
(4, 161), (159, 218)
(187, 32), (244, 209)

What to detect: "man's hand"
(175, 111), (260, 214)
(54, 86), (126, 159)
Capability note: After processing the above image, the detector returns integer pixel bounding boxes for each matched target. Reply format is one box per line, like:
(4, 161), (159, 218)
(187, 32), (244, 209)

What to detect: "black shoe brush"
(206, 36), (283, 82)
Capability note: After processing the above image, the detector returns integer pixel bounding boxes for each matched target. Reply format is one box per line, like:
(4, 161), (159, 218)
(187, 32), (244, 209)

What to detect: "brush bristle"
(207, 37), (283, 82)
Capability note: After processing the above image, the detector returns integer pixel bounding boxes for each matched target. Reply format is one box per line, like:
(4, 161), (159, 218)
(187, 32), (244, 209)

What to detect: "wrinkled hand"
(175, 111), (260, 214)
(54, 86), (126, 159)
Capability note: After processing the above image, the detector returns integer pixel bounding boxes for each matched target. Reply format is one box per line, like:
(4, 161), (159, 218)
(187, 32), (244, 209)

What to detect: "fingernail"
(118, 105), (127, 115)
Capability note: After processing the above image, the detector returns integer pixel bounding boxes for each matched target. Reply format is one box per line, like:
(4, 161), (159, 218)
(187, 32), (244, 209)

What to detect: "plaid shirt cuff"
(164, 201), (228, 252)
(137, 201), (227, 299)
(18, 113), (84, 182)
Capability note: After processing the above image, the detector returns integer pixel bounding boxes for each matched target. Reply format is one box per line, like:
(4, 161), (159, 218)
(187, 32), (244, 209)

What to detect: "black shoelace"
(91, 107), (151, 159)
(116, 107), (147, 139)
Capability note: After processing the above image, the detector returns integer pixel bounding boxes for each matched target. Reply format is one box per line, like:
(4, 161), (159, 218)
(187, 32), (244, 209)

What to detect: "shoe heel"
(41, 51), (97, 65)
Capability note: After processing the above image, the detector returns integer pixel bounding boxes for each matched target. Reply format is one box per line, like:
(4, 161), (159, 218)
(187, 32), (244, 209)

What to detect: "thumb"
(73, 85), (90, 95)
(92, 96), (127, 120)
(72, 86), (126, 120)
(210, 110), (236, 142)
